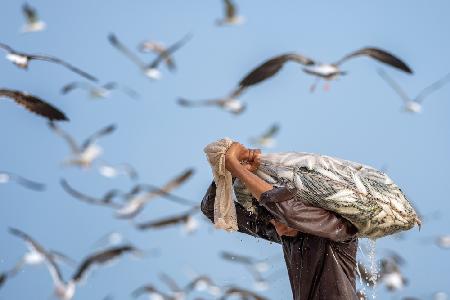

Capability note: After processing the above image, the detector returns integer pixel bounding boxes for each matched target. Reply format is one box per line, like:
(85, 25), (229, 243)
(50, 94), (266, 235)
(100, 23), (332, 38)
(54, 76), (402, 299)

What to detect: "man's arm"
(224, 143), (357, 242)
(201, 182), (281, 244)
(260, 187), (358, 242)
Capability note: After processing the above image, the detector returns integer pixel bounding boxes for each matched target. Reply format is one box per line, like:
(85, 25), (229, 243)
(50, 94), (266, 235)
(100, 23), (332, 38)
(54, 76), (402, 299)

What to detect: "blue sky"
(1, 1), (450, 299)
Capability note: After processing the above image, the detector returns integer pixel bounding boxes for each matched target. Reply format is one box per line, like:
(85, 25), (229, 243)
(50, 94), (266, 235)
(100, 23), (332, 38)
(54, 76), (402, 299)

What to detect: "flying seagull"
(132, 284), (176, 300)
(0, 170), (45, 191)
(249, 123), (280, 148)
(61, 81), (139, 100)
(0, 89), (68, 121)
(219, 286), (268, 300)
(238, 48), (412, 92)
(135, 206), (200, 234)
(97, 162), (139, 180)
(0, 43), (97, 81)
(116, 168), (195, 219)
(51, 245), (140, 300)
(184, 275), (222, 296)
(60, 179), (122, 208)
(177, 87), (246, 115)
(216, 0), (245, 26)
(21, 3), (46, 33)
(378, 69), (450, 113)
(108, 33), (192, 80)
(49, 122), (116, 168)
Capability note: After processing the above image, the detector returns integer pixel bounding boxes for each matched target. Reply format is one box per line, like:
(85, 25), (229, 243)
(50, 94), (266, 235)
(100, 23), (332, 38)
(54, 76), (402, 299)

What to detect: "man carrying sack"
(201, 142), (360, 300)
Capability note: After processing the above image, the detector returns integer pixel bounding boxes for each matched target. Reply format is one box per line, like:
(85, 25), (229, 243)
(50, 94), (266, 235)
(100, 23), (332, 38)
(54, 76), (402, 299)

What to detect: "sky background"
(1, 1), (450, 299)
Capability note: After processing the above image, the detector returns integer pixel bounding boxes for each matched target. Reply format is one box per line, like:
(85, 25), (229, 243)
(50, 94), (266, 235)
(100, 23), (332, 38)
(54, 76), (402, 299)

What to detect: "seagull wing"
(415, 72), (450, 103)
(48, 121), (80, 153)
(335, 47), (413, 74)
(72, 245), (136, 283)
(149, 34), (192, 70)
(159, 273), (183, 293)
(9, 228), (65, 286)
(61, 82), (93, 95)
(261, 123), (280, 139)
(6, 172), (46, 191)
(238, 53), (315, 89)
(60, 179), (120, 208)
(136, 207), (199, 230)
(81, 123), (116, 151)
(28, 54), (98, 82)
(224, 0), (237, 19)
(220, 251), (255, 265)
(0, 43), (13, 53)
(177, 97), (227, 107)
(377, 69), (411, 103)
(108, 33), (146, 69)
(22, 4), (38, 23)
(0, 89), (68, 121)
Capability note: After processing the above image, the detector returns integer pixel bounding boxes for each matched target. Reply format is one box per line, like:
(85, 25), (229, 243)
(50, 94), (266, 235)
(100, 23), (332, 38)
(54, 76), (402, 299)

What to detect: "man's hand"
(270, 219), (299, 237)
(225, 143), (261, 176)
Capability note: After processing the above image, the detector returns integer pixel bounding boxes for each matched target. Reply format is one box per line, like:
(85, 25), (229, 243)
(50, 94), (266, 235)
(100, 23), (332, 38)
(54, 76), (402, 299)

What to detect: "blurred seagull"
(238, 48), (412, 93)
(177, 88), (246, 115)
(21, 3), (46, 33)
(132, 284), (176, 300)
(48, 122), (116, 168)
(135, 206), (200, 234)
(379, 257), (408, 292)
(60, 179), (122, 208)
(216, 0), (245, 26)
(378, 69), (450, 113)
(184, 275), (222, 297)
(61, 81), (139, 100)
(219, 286), (268, 300)
(0, 43), (97, 81)
(0, 170), (45, 191)
(48, 245), (140, 300)
(116, 168), (195, 219)
(249, 123), (280, 148)
(91, 232), (127, 249)
(108, 33), (192, 80)
(97, 162), (139, 180)
(0, 89), (68, 121)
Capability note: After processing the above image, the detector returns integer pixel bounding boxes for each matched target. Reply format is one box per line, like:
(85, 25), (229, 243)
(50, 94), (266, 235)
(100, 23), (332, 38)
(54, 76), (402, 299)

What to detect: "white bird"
(249, 123), (280, 148)
(238, 48), (412, 93)
(97, 162), (139, 180)
(61, 81), (139, 100)
(184, 275), (222, 297)
(48, 122), (116, 169)
(177, 87), (246, 115)
(0, 170), (45, 191)
(21, 3), (46, 33)
(116, 168), (195, 219)
(0, 43), (97, 81)
(216, 0), (245, 26)
(60, 179), (123, 208)
(108, 33), (192, 80)
(378, 69), (450, 113)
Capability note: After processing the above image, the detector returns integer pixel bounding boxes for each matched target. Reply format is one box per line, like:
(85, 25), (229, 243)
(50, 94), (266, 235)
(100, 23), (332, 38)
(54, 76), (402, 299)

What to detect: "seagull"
(48, 122), (116, 168)
(436, 235), (450, 249)
(238, 48), (412, 92)
(379, 258), (408, 292)
(135, 206), (200, 234)
(378, 69), (450, 113)
(157, 273), (186, 300)
(97, 162), (139, 180)
(249, 123), (280, 148)
(48, 245), (140, 300)
(0, 89), (68, 121)
(216, 0), (245, 26)
(219, 286), (268, 300)
(116, 168), (195, 219)
(184, 275), (222, 297)
(108, 33), (192, 80)
(91, 232), (127, 249)
(61, 81), (139, 100)
(21, 3), (46, 33)
(132, 284), (177, 300)
(60, 179), (122, 208)
(177, 88), (246, 115)
(0, 43), (97, 81)
(0, 170), (45, 191)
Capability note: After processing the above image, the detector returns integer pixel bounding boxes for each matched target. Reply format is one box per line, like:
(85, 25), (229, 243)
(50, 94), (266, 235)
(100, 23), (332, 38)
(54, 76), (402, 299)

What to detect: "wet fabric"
(201, 182), (359, 300)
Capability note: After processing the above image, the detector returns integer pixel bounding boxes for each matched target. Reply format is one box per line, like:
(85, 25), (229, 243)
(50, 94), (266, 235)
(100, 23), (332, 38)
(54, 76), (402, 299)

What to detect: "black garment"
(201, 182), (359, 300)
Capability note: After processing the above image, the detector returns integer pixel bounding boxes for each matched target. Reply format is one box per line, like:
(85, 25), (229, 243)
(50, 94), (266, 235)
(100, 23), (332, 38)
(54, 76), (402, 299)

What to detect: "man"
(201, 143), (359, 300)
